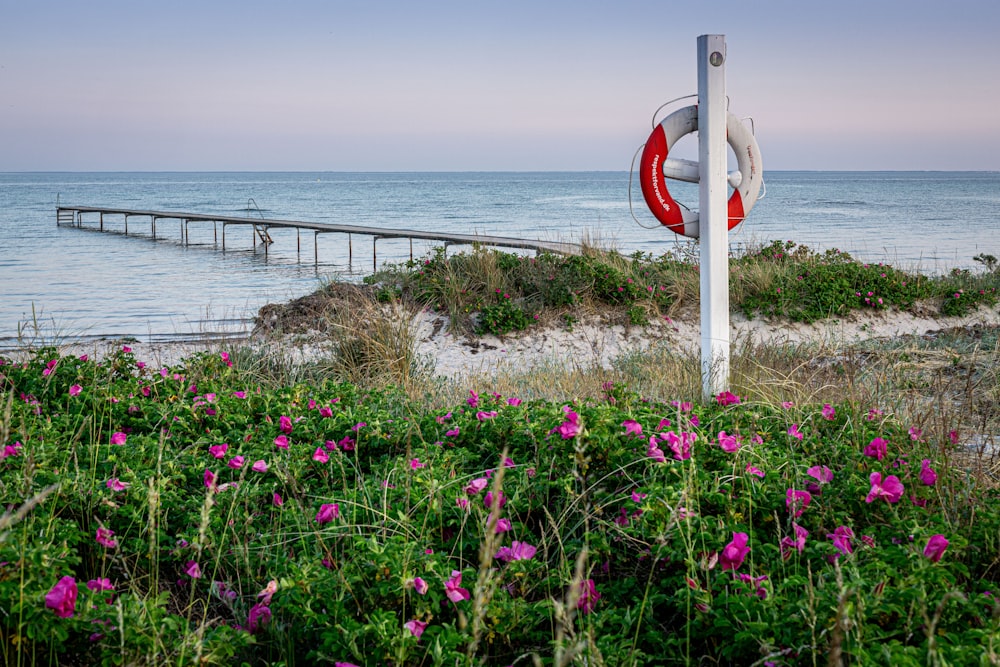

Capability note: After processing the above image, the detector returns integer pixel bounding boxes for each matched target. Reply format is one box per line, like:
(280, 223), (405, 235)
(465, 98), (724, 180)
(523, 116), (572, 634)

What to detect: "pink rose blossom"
(786, 489), (812, 518)
(110, 432), (127, 446)
(95, 527), (117, 548)
(315, 503), (339, 524)
(273, 435), (289, 450)
(185, 561), (201, 579)
(445, 570), (470, 602)
(919, 459), (937, 486)
(577, 579), (601, 614)
(45, 576), (78, 618)
(806, 465), (834, 484)
(69, 384), (82, 397)
(209, 443), (228, 459)
(717, 431), (740, 453)
(923, 534), (949, 562)
(719, 532), (750, 571)
(312, 447), (329, 463)
(863, 437), (888, 461)
(279, 416), (293, 434)
(821, 404), (836, 420)
(495, 541), (537, 562)
(106, 477), (129, 491)
(404, 618), (427, 639)
(866, 472), (904, 503)
(251, 460), (268, 473)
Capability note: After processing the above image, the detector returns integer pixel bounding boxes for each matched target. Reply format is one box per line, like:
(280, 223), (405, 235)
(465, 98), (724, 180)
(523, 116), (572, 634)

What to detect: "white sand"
(25, 304), (1000, 377)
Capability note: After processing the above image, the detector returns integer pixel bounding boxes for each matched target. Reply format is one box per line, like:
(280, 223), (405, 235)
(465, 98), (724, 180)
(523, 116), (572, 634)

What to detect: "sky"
(2, 0), (998, 171)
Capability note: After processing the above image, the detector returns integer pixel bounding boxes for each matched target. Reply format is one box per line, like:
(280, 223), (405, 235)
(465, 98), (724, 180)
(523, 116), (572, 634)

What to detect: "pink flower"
(69, 384), (82, 397)
(106, 477), (129, 491)
(780, 523), (808, 560)
(227, 456), (245, 469)
(220, 351), (232, 367)
(203, 469), (217, 491)
(95, 527), (117, 548)
(87, 578), (113, 592)
(465, 478), (488, 495)
(45, 576), (78, 618)
(110, 432), (127, 446)
(828, 526), (854, 559)
(909, 426), (923, 441)
(467, 390), (479, 407)
(923, 534), (949, 562)
(719, 532), (750, 571)
(185, 561), (201, 579)
(209, 443), (228, 459)
(787, 424), (803, 441)
(622, 419), (643, 437)
(717, 431), (740, 453)
(232, 391), (246, 399)
(821, 404), (836, 420)
(404, 619), (428, 639)
(338, 436), (355, 450)
(312, 447), (329, 463)
(247, 603), (271, 633)
(786, 489), (812, 518)
(494, 517), (512, 533)
(456, 497), (469, 510)
(315, 503), (339, 524)
(411, 577), (429, 595)
(866, 472), (904, 503)
(445, 570), (470, 602)
(258, 580), (278, 604)
(577, 579), (601, 614)
(551, 406), (581, 439)
(279, 415), (293, 434)
(745, 464), (765, 478)
(445, 427), (460, 437)
(507, 397), (522, 407)
(495, 541), (537, 562)
(919, 459), (938, 486)
(272, 493), (283, 507)
(806, 465), (834, 484)
(715, 391), (740, 406)
(781, 401), (795, 409)
(631, 490), (647, 503)
(410, 458), (425, 470)
(647, 436), (666, 463)
(252, 459), (268, 473)
(273, 435), (289, 450)
(665, 430), (695, 461)
(863, 437), (888, 461)
(476, 410), (498, 421)
(484, 490), (506, 510)
(319, 406), (333, 418)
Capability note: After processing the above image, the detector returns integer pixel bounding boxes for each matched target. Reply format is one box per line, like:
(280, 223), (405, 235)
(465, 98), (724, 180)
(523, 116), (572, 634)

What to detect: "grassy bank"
(3, 242), (1000, 665)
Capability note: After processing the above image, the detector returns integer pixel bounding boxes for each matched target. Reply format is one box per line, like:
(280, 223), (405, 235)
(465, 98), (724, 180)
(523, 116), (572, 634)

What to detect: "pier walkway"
(56, 205), (580, 269)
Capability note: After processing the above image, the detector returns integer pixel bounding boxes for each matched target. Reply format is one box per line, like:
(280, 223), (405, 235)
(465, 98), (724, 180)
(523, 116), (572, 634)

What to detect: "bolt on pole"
(697, 34), (730, 402)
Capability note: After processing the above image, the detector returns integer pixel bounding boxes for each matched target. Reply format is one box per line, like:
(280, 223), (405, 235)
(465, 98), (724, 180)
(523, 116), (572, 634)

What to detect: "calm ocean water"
(1, 171), (997, 345)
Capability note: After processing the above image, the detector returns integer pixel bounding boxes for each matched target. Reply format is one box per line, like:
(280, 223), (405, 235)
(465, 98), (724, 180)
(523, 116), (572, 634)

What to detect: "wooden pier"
(56, 205), (580, 269)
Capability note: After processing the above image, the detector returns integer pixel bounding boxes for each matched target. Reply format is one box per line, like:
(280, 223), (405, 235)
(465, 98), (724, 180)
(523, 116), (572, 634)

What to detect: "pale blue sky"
(2, 0), (997, 171)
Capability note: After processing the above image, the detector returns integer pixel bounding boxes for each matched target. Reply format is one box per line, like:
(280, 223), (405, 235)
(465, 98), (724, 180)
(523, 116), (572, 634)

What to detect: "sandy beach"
(28, 301), (1000, 378)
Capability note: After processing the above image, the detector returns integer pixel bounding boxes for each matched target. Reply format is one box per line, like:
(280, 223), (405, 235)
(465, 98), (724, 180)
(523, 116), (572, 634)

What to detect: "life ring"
(639, 105), (763, 238)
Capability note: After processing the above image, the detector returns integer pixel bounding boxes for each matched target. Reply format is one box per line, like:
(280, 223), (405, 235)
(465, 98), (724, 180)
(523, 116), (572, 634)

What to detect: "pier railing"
(56, 205), (581, 269)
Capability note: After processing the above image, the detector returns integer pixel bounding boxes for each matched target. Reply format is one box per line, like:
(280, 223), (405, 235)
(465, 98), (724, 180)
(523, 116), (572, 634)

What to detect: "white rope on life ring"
(638, 104), (763, 238)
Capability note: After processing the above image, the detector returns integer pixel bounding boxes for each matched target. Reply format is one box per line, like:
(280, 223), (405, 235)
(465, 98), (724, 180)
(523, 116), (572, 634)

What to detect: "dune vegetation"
(3, 242), (1000, 666)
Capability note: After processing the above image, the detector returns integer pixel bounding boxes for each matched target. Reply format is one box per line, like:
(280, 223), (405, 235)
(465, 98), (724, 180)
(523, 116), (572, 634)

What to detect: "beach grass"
(2, 242), (1000, 666)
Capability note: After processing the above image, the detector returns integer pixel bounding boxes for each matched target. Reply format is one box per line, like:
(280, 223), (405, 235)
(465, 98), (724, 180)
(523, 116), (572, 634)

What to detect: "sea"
(1, 171), (998, 347)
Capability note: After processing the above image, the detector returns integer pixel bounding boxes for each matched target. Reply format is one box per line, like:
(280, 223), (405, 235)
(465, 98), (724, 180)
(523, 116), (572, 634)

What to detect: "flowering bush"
(1, 347), (998, 665)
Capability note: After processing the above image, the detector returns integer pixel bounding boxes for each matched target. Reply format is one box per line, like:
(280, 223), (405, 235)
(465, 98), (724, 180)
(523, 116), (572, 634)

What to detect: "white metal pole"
(697, 34), (730, 401)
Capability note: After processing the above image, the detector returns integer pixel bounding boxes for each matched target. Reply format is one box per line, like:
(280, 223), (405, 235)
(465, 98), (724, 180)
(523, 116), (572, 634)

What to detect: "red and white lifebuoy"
(639, 105), (763, 238)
